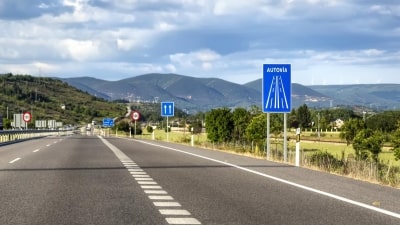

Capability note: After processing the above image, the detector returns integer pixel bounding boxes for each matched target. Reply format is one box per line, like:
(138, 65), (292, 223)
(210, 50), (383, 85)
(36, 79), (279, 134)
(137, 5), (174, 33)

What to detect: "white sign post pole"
(166, 116), (169, 142)
(284, 113), (288, 163)
(295, 128), (301, 167)
(266, 113), (270, 160)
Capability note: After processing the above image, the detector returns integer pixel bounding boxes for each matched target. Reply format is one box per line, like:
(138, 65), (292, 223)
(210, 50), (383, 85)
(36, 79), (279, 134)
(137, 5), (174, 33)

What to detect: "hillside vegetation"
(0, 74), (126, 126)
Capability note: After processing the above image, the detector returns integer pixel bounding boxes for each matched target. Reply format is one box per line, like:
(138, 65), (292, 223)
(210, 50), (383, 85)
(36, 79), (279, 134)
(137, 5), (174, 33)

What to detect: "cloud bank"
(0, 0), (399, 85)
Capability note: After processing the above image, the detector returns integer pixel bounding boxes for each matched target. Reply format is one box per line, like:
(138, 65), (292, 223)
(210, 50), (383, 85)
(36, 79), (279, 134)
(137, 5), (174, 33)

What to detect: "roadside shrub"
(130, 126), (142, 135)
(377, 163), (400, 186)
(146, 126), (153, 133)
(309, 151), (344, 172)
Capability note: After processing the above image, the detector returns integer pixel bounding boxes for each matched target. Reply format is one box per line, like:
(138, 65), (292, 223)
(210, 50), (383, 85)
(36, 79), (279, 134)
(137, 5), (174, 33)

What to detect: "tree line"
(204, 104), (400, 162)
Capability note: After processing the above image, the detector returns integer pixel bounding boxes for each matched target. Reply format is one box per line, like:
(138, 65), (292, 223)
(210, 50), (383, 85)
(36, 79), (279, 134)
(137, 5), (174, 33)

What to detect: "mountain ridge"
(61, 73), (400, 112)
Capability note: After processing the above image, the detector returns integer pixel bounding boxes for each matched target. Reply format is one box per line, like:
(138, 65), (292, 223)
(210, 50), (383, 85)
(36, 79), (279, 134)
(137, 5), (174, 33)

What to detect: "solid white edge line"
(9, 158), (21, 164)
(134, 139), (400, 220)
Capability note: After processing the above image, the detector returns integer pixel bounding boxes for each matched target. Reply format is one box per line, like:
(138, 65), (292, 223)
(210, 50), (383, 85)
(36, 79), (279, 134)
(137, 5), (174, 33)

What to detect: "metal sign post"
(263, 64), (291, 162)
(131, 111), (140, 138)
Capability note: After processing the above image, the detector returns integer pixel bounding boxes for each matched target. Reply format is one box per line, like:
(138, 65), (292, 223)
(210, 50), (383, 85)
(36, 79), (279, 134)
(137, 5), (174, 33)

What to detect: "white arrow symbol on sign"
(169, 105), (172, 114)
(164, 105), (167, 114)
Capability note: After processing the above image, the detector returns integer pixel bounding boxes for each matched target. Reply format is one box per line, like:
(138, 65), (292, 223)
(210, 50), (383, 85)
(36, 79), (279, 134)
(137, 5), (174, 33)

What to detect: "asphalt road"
(0, 134), (399, 225)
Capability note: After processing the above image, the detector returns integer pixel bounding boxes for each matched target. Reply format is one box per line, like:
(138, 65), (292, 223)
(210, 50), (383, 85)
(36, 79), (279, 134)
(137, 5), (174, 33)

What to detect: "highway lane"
(0, 135), (166, 225)
(107, 137), (400, 225)
(0, 135), (399, 225)
(0, 136), (63, 165)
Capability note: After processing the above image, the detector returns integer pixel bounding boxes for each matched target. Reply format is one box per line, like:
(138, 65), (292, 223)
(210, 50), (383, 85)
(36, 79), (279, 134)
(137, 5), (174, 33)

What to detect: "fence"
(0, 129), (69, 145)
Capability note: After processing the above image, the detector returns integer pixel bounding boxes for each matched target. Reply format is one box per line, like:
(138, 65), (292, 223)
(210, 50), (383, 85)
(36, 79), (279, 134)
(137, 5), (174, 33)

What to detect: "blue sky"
(0, 0), (399, 85)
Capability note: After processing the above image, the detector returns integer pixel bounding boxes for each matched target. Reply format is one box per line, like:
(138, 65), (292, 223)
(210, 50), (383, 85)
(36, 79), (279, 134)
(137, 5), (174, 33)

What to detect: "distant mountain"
(60, 77), (111, 99)
(62, 73), (262, 112)
(244, 79), (331, 108)
(61, 74), (400, 112)
(310, 84), (400, 110)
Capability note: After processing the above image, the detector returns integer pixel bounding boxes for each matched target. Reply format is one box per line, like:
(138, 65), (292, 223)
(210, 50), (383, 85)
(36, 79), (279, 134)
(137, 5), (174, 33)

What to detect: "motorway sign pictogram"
(262, 64), (292, 113)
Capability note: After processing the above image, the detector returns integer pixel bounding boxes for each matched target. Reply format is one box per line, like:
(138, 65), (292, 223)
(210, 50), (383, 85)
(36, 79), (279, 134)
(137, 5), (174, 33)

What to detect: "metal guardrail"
(0, 129), (71, 145)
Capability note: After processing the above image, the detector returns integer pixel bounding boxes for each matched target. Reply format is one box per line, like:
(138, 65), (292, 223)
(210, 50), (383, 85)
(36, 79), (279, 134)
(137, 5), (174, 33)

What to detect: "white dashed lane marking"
(141, 185), (162, 189)
(135, 177), (154, 181)
(98, 136), (202, 225)
(145, 190), (168, 194)
(132, 174), (150, 178)
(149, 195), (174, 200)
(154, 202), (182, 207)
(128, 169), (143, 172)
(138, 181), (158, 185)
(9, 158), (21, 164)
(160, 209), (191, 216)
(166, 218), (201, 225)
(130, 171), (147, 175)
(33, 149), (40, 153)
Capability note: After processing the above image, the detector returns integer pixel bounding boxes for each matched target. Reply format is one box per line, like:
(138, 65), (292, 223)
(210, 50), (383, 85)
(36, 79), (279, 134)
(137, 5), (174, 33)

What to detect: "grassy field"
(133, 129), (399, 167)
(111, 128), (400, 187)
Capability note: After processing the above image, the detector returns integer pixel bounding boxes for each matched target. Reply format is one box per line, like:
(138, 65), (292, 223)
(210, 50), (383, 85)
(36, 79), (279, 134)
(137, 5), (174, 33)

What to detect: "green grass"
(140, 129), (208, 144)
(137, 129), (400, 166)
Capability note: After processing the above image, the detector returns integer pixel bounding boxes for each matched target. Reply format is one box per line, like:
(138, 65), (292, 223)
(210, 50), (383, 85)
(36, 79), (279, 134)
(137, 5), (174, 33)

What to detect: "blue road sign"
(263, 64), (291, 113)
(103, 118), (114, 127)
(161, 102), (174, 117)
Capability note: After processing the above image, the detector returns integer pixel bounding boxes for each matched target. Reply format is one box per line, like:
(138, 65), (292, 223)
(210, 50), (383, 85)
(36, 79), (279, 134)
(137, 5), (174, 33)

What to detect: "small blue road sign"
(103, 118), (114, 127)
(161, 102), (174, 117)
(263, 64), (292, 113)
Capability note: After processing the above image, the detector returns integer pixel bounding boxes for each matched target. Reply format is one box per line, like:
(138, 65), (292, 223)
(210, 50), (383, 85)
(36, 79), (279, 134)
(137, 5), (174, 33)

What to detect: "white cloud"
(59, 39), (101, 61)
(0, 62), (58, 75)
(169, 49), (221, 70)
(0, 0), (399, 85)
(117, 39), (138, 51)
(164, 64), (177, 73)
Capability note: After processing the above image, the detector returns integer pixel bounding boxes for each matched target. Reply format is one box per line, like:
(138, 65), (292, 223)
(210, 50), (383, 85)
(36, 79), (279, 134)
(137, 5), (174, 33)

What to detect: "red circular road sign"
(23, 112), (32, 123)
(131, 111), (140, 121)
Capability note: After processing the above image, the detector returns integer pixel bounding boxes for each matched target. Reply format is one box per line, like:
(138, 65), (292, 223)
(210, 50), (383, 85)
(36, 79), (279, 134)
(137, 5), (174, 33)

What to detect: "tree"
(245, 114), (267, 144)
(340, 118), (365, 146)
(205, 108), (234, 143)
(232, 108), (251, 142)
(353, 129), (384, 162)
(115, 120), (130, 132)
(189, 119), (203, 134)
(391, 121), (400, 161)
(248, 105), (262, 116)
(366, 111), (400, 133)
(288, 108), (299, 128)
(270, 113), (284, 136)
(297, 104), (312, 128)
